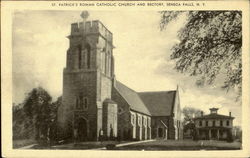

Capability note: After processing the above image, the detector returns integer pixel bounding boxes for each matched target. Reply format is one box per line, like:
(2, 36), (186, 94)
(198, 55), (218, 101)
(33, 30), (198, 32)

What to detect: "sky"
(12, 10), (242, 126)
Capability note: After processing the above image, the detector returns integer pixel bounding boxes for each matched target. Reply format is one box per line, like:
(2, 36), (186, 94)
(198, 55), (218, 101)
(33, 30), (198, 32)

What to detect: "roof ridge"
(195, 113), (234, 119)
(138, 90), (176, 94)
(116, 80), (138, 93)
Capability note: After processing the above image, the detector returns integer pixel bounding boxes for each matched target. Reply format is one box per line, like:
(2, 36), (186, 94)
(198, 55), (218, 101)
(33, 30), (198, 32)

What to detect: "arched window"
(78, 45), (82, 69)
(85, 44), (91, 69)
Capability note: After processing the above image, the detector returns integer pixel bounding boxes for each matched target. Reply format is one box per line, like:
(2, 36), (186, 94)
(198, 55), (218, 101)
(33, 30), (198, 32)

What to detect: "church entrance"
(76, 118), (88, 141)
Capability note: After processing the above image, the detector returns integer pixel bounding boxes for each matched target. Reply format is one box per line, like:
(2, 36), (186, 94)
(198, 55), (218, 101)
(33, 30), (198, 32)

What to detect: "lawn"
(30, 140), (128, 150)
(13, 139), (36, 149)
(17, 139), (242, 150)
(114, 139), (242, 150)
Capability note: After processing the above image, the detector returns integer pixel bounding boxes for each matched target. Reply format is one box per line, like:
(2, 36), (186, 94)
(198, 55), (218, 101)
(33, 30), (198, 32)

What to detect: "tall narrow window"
(206, 121), (208, 126)
(79, 95), (83, 109)
(107, 53), (110, 76)
(213, 120), (215, 126)
(220, 120), (223, 126)
(87, 50), (90, 69)
(85, 44), (91, 69)
(199, 121), (202, 126)
(78, 45), (82, 69)
(101, 52), (105, 73)
(105, 53), (108, 74)
(131, 114), (134, 124)
(76, 97), (79, 109)
(106, 54), (109, 75)
(83, 97), (88, 110)
(138, 116), (141, 125)
(226, 120), (229, 126)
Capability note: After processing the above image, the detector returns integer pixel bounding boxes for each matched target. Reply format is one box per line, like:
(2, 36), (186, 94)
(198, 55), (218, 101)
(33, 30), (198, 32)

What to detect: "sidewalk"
(19, 144), (37, 149)
(17, 139), (156, 150)
(94, 139), (155, 150)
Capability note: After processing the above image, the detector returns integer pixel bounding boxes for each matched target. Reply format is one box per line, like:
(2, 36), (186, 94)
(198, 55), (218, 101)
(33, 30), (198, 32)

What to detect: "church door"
(77, 118), (88, 141)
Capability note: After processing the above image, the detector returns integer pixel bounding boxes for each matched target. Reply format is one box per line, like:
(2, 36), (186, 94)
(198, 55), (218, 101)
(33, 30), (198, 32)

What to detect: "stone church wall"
(111, 87), (131, 140)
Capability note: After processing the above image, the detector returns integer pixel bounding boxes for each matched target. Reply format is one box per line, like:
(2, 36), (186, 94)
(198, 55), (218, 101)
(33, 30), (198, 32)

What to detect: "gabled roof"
(114, 81), (151, 115)
(194, 113), (234, 120)
(138, 91), (176, 116)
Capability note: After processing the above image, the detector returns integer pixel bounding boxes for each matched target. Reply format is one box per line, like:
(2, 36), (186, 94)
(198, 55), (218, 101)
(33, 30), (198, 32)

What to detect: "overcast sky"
(12, 10), (242, 126)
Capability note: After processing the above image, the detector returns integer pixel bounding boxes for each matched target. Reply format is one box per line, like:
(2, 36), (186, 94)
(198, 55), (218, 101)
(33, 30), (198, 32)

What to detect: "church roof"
(114, 81), (151, 115)
(138, 91), (176, 116)
(114, 81), (177, 116)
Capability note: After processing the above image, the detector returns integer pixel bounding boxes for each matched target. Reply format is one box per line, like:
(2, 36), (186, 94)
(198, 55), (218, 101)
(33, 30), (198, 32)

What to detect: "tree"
(23, 87), (52, 140)
(182, 107), (202, 140)
(182, 107), (202, 125)
(49, 96), (62, 142)
(160, 11), (242, 98)
(13, 103), (27, 139)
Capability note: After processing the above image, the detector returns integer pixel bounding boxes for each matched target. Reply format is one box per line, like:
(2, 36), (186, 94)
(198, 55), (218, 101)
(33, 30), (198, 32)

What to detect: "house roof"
(138, 91), (176, 116)
(194, 114), (234, 120)
(114, 81), (151, 115)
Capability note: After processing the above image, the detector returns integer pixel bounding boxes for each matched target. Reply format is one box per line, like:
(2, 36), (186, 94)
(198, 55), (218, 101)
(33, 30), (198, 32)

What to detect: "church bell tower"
(57, 11), (116, 141)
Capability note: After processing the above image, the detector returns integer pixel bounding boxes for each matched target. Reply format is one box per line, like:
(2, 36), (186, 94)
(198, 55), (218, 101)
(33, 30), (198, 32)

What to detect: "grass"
(13, 139), (36, 149)
(16, 139), (242, 150)
(31, 140), (129, 150)
(114, 139), (242, 150)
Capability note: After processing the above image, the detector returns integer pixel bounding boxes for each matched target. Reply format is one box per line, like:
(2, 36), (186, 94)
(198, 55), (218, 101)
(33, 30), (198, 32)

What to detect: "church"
(57, 12), (183, 141)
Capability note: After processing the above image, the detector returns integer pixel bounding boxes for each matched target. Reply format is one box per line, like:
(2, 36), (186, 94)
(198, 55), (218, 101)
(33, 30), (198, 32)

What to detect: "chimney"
(201, 111), (203, 117)
(229, 112), (231, 117)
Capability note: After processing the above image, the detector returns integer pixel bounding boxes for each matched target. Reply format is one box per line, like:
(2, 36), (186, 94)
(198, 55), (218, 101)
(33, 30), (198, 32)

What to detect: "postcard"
(1, 0), (250, 157)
